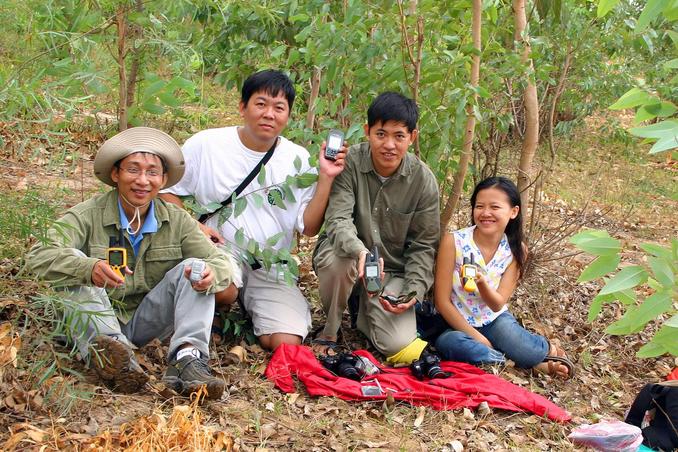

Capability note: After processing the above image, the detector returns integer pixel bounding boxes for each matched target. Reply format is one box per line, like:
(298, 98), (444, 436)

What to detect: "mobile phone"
(189, 260), (206, 283)
(107, 247), (127, 280)
(324, 129), (344, 161)
(364, 246), (381, 296)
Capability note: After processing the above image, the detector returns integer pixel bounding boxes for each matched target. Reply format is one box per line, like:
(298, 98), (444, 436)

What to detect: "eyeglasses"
(119, 166), (163, 178)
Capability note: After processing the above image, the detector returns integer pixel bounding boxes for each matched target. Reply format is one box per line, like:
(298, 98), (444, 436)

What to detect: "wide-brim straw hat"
(94, 127), (185, 188)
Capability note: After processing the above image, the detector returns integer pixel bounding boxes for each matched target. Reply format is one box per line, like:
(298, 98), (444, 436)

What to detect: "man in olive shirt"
(26, 127), (234, 399)
(313, 92), (440, 364)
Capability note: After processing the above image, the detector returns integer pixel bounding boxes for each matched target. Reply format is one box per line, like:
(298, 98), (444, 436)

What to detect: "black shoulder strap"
(198, 138), (277, 224)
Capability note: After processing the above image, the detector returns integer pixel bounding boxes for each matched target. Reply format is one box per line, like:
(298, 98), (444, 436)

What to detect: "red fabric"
(265, 344), (571, 422)
(668, 367), (678, 381)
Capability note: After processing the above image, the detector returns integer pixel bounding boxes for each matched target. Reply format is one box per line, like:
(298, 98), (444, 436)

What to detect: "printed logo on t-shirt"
(267, 187), (286, 207)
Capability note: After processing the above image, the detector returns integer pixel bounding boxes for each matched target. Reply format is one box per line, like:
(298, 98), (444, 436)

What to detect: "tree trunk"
(116, 7), (128, 131)
(439, 0), (482, 230)
(397, 1), (424, 157)
(513, 0), (539, 209)
(305, 66), (321, 135)
(125, 0), (144, 108)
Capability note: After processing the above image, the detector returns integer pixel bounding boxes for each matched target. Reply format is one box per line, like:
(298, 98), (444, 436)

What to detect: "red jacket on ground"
(265, 344), (571, 423)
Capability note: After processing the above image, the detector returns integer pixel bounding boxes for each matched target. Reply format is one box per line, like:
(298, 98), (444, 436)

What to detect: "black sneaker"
(163, 353), (225, 400)
(90, 335), (149, 393)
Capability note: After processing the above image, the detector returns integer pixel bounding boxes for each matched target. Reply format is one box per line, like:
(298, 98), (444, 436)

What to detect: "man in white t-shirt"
(161, 70), (347, 350)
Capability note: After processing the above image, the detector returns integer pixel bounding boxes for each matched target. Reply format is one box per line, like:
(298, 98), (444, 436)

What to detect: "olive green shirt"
(320, 142), (440, 300)
(26, 189), (234, 312)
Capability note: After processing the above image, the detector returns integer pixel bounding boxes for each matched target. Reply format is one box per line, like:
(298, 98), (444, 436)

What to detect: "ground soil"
(0, 121), (676, 451)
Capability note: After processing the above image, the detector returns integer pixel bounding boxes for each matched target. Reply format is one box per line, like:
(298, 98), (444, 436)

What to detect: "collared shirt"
(320, 142), (440, 300)
(117, 199), (158, 255)
(26, 189), (234, 313)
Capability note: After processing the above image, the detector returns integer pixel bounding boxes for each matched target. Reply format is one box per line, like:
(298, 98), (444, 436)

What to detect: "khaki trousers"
(313, 238), (417, 357)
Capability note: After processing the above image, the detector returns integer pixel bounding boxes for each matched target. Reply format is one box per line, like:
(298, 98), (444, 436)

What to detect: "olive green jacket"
(26, 189), (234, 312)
(320, 142), (440, 300)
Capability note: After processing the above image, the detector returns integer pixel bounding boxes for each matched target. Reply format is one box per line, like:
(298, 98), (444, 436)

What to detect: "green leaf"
(578, 254), (620, 282)
(251, 193), (264, 209)
(649, 325), (678, 355)
(295, 173), (318, 188)
(665, 314), (678, 328)
(597, 0), (621, 18)
(664, 58), (678, 69)
(234, 197), (247, 218)
(636, 0), (664, 33)
(570, 231), (620, 256)
(616, 288), (636, 305)
(587, 293), (616, 322)
(629, 120), (678, 139)
(649, 136), (678, 154)
(636, 341), (667, 358)
(143, 79), (166, 98)
(293, 155), (302, 171)
(271, 45), (286, 59)
(257, 165), (266, 185)
(141, 102), (165, 115)
(268, 189), (286, 210)
(247, 238), (256, 254)
(599, 266), (648, 295)
(609, 88), (653, 110)
(641, 243), (673, 259)
(158, 92), (181, 108)
(234, 228), (246, 247)
(628, 290), (673, 332)
(346, 123), (363, 140)
(648, 256), (675, 287)
(266, 232), (285, 247)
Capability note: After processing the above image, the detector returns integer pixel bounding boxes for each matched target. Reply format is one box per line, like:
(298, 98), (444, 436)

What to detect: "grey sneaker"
(162, 353), (225, 400)
(90, 335), (149, 393)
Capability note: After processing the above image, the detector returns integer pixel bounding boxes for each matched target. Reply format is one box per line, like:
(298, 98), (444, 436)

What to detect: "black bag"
(415, 299), (449, 342)
(625, 382), (678, 451)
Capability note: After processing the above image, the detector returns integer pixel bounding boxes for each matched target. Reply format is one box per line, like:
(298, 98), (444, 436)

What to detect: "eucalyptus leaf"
(234, 197), (247, 218)
(648, 256), (675, 287)
(251, 192), (264, 209)
(597, 0), (621, 18)
(578, 254), (620, 282)
(636, 0), (664, 33)
(599, 266), (648, 295)
(609, 88), (654, 110)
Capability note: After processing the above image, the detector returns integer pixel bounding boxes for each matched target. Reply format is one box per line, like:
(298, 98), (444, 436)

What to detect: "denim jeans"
(434, 311), (549, 368)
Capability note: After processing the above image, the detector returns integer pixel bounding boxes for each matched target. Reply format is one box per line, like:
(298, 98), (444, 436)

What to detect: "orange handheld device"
(461, 253), (478, 293)
(107, 247), (127, 280)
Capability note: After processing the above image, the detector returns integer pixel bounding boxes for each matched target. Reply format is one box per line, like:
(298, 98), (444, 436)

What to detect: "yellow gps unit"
(461, 254), (478, 293)
(107, 247), (127, 280)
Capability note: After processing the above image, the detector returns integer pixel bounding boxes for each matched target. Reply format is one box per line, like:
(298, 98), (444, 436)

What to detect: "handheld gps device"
(461, 253), (478, 293)
(383, 291), (417, 306)
(324, 129), (344, 161)
(107, 247), (127, 280)
(189, 260), (206, 283)
(364, 246), (381, 296)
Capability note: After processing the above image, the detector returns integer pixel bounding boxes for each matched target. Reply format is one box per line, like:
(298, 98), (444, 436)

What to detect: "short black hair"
(367, 92), (418, 132)
(241, 69), (296, 110)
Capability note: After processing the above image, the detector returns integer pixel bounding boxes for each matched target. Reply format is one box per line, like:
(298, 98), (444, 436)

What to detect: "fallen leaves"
(0, 322), (20, 378)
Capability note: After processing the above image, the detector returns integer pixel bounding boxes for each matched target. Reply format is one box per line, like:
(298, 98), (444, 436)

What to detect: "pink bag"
(568, 420), (642, 452)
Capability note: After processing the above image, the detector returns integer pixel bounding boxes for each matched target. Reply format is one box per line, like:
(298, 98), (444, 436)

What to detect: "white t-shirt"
(165, 126), (317, 251)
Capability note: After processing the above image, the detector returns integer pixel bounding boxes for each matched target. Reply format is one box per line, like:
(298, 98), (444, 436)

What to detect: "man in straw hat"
(27, 127), (235, 400)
